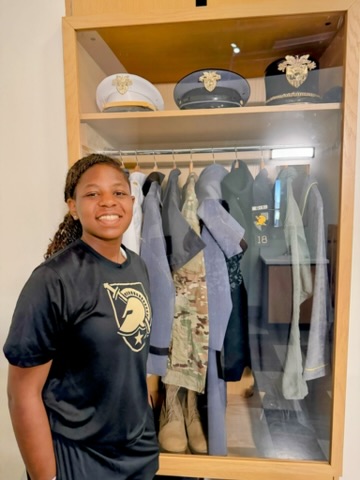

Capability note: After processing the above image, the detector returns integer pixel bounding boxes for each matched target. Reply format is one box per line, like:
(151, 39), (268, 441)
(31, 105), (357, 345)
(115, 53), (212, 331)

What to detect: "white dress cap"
(96, 73), (165, 112)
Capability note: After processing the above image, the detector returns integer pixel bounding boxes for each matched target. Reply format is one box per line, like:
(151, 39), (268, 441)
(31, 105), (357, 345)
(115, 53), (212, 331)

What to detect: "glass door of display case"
(62, 1), (360, 478)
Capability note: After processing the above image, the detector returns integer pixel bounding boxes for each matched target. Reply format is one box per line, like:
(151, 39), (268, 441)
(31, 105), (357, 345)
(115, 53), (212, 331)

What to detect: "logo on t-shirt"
(103, 282), (151, 352)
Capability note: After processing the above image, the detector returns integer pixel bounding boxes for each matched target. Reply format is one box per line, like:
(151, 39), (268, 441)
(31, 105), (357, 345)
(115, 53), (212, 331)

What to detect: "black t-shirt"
(4, 239), (153, 448)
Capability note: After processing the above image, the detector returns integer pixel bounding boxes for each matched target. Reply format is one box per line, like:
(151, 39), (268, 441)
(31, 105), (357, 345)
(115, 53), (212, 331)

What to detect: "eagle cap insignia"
(278, 54), (317, 89)
(112, 75), (133, 95)
(199, 71), (222, 92)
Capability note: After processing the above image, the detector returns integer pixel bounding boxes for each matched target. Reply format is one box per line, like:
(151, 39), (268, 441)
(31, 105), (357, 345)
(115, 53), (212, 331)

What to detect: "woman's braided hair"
(44, 153), (129, 259)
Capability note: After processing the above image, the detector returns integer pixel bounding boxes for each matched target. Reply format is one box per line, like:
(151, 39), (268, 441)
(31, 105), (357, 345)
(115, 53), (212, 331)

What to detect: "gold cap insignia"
(278, 55), (317, 89)
(199, 71), (222, 92)
(112, 75), (133, 95)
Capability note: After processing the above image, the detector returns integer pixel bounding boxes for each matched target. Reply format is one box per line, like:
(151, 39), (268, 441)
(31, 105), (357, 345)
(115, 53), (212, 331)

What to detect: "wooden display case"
(61, 1), (360, 479)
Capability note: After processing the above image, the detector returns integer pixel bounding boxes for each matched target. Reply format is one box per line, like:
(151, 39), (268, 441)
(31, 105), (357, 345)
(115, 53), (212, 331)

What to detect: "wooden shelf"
(81, 102), (342, 151)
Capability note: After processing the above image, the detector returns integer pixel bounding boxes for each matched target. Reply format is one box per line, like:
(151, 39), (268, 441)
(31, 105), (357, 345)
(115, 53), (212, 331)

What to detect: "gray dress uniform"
(196, 164), (245, 455)
(278, 167), (313, 400)
(141, 181), (176, 376)
(297, 174), (331, 381)
(221, 160), (261, 318)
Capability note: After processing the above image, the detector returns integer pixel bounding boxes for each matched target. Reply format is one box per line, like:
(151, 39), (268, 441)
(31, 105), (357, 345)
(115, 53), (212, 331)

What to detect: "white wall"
(0, 1), (67, 478)
(0, 1), (359, 479)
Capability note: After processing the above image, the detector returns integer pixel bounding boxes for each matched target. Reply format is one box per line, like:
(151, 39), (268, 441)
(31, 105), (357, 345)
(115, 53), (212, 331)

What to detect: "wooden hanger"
(119, 152), (125, 169)
(189, 150), (193, 173)
(133, 151), (141, 171)
(234, 147), (239, 168)
(260, 150), (265, 170)
(152, 152), (158, 172)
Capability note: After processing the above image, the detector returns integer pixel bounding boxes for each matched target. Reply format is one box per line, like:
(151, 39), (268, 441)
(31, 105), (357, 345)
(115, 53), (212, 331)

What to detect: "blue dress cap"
(174, 68), (250, 109)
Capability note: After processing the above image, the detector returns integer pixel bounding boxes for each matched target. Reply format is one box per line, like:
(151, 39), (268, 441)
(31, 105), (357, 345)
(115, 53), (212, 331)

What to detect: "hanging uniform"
(162, 172), (209, 394)
(277, 167), (313, 400)
(196, 163), (245, 455)
(298, 174), (331, 381)
(161, 168), (205, 272)
(251, 167), (275, 364)
(122, 171), (147, 253)
(221, 160), (261, 319)
(141, 181), (176, 376)
(252, 166), (275, 310)
(142, 171), (165, 197)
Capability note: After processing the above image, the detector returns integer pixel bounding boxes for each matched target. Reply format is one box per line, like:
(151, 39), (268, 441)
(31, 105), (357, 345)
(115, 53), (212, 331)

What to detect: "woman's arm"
(7, 362), (56, 480)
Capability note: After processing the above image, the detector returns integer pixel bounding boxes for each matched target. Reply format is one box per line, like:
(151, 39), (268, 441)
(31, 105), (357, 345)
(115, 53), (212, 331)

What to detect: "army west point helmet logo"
(104, 282), (151, 352)
(278, 54), (317, 89)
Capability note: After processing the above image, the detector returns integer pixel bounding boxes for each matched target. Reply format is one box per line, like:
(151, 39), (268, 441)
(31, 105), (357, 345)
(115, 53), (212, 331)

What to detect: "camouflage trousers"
(162, 251), (209, 393)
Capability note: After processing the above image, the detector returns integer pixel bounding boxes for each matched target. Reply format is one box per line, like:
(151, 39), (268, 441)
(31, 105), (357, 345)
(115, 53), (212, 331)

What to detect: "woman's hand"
(7, 362), (57, 480)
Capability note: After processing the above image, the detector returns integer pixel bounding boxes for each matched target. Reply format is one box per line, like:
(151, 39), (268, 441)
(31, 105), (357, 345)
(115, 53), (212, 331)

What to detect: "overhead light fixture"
(270, 147), (315, 159)
(231, 42), (240, 54)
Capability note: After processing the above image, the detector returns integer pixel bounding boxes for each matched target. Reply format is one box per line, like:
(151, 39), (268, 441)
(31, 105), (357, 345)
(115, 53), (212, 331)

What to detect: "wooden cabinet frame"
(62, 1), (360, 478)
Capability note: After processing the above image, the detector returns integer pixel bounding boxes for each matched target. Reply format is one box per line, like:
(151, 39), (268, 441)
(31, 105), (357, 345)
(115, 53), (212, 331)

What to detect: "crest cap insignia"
(264, 54), (321, 106)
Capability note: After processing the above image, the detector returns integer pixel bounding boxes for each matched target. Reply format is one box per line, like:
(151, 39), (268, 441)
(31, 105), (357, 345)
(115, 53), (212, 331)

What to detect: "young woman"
(3, 154), (159, 480)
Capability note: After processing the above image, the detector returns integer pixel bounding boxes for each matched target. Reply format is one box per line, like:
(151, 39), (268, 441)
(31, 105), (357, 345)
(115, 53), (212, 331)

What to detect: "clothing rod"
(99, 145), (313, 158)
(104, 146), (266, 156)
